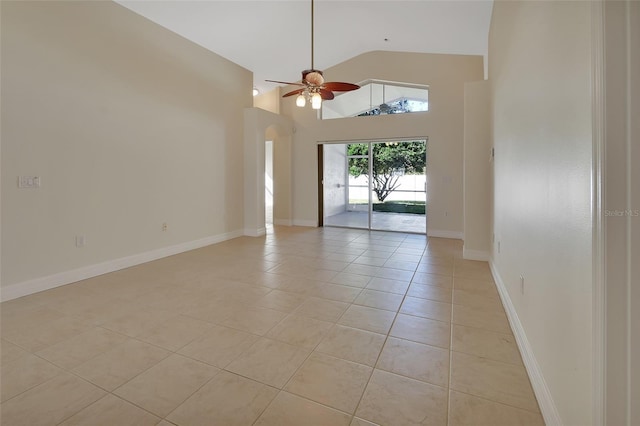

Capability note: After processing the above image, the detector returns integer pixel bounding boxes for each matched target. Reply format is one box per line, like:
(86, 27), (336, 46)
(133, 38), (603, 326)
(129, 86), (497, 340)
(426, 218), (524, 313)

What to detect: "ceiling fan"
(265, 0), (360, 109)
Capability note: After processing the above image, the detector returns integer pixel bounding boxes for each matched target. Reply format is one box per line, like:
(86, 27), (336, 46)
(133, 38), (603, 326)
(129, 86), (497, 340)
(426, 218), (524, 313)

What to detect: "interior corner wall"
(243, 107), (293, 234)
(463, 80), (491, 260)
(280, 51), (484, 234)
(253, 87), (280, 115)
(0, 1), (252, 296)
(489, 1), (593, 425)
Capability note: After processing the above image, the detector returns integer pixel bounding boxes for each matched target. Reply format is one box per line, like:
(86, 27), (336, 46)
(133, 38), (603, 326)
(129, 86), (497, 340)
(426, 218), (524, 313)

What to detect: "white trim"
(244, 228), (267, 237)
(293, 219), (318, 227)
(462, 247), (490, 261)
(489, 261), (563, 426)
(0, 230), (244, 302)
(427, 229), (463, 239)
(273, 219), (292, 226)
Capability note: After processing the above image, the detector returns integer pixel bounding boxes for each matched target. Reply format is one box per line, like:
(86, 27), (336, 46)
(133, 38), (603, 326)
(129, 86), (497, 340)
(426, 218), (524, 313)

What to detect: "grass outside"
(349, 200), (426, 215)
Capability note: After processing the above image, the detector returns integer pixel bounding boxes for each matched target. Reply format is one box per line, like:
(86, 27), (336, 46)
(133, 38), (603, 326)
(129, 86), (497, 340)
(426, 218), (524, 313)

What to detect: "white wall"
(323, 144), (348, 217)
(0, 1), (252, 297)
(463, 81), (492, 260)
(280, 51), (484, 235)
(489, 1), (593, 424)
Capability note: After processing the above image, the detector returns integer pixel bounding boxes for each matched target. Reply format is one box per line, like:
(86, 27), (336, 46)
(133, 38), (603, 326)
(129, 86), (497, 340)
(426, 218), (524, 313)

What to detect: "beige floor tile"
(354, 289), (403, 312)
(365, 277), (410, 295)
(1, 353), (62, 402)
(420, 256), (454, 267)
(221, 305), (288, 335)
(36, 327), (129, 370)
(266, 315), (333, 349)
(0, 372), (105, 426)
(310, 283), (363, 303)
(254, 391), (351, 426)
(178, 324), (258, 368)
(351, 418), (380, 426)
(137, 314), (213, 351)
(399, 296), (452, 322)
(343, 264), (382, 277)
(453, 289), (505, 313)
(338, 305), (396, 334)
(315, 325), (386, 367)
(114, 354), (219, 417)
(406, 283), (453, 303)
(2, 314), (92, 353)
(101, 308), (178, 338)
(59, 394), (161, 426)
(450, 351), (539, 412)
(226, 338), (310, 388)
(452, 324), (523, 365)
(167, 370), (277, 426)
(254, 290), (308, 312)
(0, 339), (29, 365)
(352, 256), (384, 266)
(293, 297), (350, 322)
(449, 391), (545, 426)
(382, 260), (419, 272)
(453, 277), (499, 299)
(389, 314), (451, 349)
(374, 268), (415, 282)
(285, 353), (373, 414)
(454, 267), (494, 281)
(411, 272), (453, 288)
(356, 369), (448, 426)
(376, 337), (449, 387)
(73, 339), (170, 391)
(452, 304), (512, 334)
(415, 263), (453, 276)
(182, 299), (243, 324)
(330, 273), (372, 288)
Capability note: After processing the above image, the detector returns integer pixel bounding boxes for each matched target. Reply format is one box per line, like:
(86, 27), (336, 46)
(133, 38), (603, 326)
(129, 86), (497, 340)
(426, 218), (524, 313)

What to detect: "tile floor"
(0, 226), (545, 425)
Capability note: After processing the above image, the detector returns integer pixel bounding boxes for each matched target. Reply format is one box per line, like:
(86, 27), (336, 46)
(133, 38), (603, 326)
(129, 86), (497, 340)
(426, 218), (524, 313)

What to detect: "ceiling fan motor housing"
(303, 69), (325, 86)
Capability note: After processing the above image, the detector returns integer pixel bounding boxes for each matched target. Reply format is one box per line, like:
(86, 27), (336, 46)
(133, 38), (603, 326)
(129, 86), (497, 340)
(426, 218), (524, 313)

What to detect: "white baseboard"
(489, 261), (563, 426)
(244, 228), (267, 237)
(427, 229), (464, 239)
(462, 247), (490, 261)
(273, 219), (292, 226)
(293, 219), (318, 227)
(0, 229), (244, 302)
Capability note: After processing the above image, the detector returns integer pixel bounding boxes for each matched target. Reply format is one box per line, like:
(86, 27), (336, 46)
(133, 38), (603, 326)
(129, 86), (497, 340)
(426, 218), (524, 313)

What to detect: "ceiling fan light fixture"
(296, 94), (306, 107)
(311, 92), (322, 109)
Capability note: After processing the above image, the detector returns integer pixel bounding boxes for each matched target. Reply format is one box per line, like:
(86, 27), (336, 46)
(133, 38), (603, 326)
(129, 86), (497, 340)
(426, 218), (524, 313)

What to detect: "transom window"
(322, 80), (429, 120)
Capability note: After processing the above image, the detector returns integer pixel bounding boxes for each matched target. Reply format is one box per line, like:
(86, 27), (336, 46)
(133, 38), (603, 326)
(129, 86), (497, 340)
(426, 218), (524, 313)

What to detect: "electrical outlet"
(498, 241), (501, 253)
(162, 222), (168, 232)
(75, 235), (86, 248)
(520, 275), (525, 294)
(18, 176), (41, 189)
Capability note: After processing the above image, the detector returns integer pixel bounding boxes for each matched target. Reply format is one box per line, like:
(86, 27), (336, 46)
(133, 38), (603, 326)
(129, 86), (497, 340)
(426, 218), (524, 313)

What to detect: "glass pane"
(370, 140), (426, 233)
(323, 143), (368, 229)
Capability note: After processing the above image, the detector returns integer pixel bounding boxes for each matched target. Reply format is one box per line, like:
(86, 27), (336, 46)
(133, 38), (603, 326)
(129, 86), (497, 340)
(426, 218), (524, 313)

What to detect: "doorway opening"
(265, 140), (273, 226)
(320, 139), (427, 234)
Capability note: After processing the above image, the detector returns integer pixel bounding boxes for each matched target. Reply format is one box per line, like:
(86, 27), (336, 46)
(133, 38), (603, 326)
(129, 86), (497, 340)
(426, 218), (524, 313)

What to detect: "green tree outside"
(348, 141), (426, 202)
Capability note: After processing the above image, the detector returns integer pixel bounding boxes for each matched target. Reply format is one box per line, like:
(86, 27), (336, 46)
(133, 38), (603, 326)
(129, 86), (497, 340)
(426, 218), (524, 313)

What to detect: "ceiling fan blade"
(266, 79), (305, 86)
(282, 88), (305, 98)
(323, 82), (360, 92)
(319, 89), (335, 100)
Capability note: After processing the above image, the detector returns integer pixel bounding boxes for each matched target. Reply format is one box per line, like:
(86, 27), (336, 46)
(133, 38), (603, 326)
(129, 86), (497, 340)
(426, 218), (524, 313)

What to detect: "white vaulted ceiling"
(115, 0), (493, 94)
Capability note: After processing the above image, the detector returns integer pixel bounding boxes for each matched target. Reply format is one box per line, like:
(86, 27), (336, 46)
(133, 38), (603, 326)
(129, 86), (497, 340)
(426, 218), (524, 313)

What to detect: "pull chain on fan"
(265, 0), (360, 109)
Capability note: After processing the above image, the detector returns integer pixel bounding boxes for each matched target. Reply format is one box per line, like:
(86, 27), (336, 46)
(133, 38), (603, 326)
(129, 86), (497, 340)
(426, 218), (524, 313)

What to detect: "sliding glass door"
(322, 139), (427, 234)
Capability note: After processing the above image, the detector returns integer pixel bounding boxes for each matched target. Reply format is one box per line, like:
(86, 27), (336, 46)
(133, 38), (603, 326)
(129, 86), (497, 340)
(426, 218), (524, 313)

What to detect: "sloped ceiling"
(115, 0), (493, 94)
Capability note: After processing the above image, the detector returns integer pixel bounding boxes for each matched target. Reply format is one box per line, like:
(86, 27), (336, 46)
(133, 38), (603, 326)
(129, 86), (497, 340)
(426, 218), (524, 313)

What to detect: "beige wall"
(280, 51), (484, 233)
(463, 80), (492, 259)
(489, 1), (593, 424)
(243, 107), (293, 235)
(1, 1), (252, 293)
(603, 0), (639, 424)
(253, 87), (280, 115)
